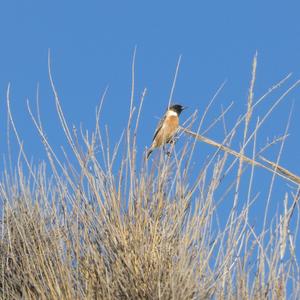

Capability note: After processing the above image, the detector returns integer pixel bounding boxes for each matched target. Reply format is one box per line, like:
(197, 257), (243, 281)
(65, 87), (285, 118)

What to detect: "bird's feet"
(163, 145), (171, 157)
(166, 150), (171, 157)
(168, 137), (178, 145)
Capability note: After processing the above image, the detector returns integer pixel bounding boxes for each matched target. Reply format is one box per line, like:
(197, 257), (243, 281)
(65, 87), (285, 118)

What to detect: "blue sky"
(1, 0), (300, 260)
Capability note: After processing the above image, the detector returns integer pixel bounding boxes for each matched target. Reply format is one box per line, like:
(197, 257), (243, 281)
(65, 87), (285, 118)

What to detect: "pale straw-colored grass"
(0, 53), (299, 299)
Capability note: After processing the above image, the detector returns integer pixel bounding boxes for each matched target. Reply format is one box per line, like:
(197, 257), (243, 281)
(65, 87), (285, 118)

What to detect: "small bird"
(147, 104), (186, 159)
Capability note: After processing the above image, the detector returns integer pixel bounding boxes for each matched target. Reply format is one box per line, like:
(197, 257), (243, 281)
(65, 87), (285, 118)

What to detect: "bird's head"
(169, 104), (186, 116)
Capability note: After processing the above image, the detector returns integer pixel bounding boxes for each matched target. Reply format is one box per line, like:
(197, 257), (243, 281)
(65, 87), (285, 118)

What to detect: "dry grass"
(0, 54), (300, 299)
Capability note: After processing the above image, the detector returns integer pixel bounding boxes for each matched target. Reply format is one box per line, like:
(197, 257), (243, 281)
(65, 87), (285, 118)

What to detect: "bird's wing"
(152, 115), (166, 142)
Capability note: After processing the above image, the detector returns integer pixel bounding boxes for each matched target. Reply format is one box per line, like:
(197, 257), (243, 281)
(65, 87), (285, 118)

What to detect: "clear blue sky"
(1, 1), (300, 253)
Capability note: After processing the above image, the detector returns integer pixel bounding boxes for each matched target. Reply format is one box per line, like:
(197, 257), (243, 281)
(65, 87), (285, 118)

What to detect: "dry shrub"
(0, 55), (299, 299)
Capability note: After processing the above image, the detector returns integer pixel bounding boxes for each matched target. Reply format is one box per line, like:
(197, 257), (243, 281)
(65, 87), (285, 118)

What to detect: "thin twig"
(180, 126), (299, 185)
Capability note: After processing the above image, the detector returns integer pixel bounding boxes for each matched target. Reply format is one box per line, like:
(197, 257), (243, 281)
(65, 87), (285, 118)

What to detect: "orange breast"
(154, 116), (179, 147)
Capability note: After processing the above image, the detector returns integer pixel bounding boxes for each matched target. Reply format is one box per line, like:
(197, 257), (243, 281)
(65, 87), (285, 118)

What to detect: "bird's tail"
(146, 148), (153, 159)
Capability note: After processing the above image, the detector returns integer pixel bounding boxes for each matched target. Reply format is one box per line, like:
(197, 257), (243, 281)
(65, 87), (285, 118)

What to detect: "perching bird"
(147, 104), (186, 159)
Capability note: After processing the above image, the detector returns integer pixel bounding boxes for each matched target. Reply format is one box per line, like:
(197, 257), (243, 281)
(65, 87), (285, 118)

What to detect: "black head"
(169, 104), (186, 115)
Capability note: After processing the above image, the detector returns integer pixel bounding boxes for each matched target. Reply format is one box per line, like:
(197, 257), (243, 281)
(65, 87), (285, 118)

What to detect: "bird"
(147, 104), (186, 159)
